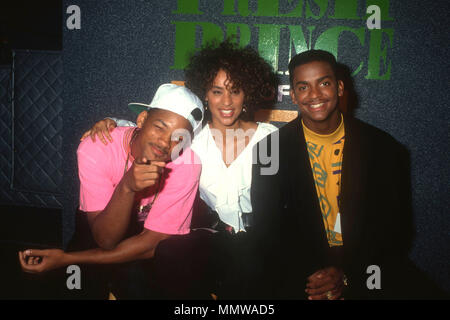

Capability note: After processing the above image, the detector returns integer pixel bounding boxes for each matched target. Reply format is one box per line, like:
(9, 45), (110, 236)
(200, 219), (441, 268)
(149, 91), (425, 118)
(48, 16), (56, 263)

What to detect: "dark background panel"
(0, 2), (64, 209)
(0, 1), (64, 293)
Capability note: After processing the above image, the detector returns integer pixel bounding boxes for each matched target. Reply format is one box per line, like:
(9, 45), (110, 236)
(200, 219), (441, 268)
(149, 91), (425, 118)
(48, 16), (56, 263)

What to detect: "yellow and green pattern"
(303, 117), (345, 247)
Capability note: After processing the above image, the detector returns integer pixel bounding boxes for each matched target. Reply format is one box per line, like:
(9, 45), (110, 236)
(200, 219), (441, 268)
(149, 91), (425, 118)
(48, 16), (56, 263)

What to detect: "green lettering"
(171, 21), (223, 69)
(254, 0), (279, 17)
(288, 25), (315, 59)
(225, 23), (251, 47)
(315, 26), (365, 76)
(222, 0), (251, 17)
(279, 0), (304, 18)
(366, 29), (393, 80)
(305, 0), (328, 20)
(256, 24), (285, 71)
(329, 0), (360, 20)
(172, 0), (203, 14)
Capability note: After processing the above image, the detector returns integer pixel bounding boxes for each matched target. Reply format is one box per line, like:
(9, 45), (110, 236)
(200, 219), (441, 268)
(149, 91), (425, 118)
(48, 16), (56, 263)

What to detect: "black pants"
(154, 228), (260, 300)
(153, 229), (216, 299)
(210, 231), (262, 299)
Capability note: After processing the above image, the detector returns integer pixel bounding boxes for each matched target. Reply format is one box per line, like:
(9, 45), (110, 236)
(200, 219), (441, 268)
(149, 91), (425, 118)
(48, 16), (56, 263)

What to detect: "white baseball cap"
(128, 84), (204, 133)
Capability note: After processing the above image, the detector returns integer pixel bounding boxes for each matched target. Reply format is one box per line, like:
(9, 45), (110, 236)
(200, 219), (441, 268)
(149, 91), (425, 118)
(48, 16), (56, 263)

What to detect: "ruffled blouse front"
(191, 122), (278, 232)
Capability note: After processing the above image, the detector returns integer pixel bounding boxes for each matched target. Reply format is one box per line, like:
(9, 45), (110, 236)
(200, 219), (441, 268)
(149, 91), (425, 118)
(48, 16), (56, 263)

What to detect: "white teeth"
(221, 110), (233, 114)
(310, 103), (324, 109)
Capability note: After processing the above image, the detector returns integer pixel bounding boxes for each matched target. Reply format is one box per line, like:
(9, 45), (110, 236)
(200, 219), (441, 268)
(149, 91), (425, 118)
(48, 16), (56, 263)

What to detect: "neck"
(303, 111), (342, 135)
(129, 128), (140, 160)
(209, 118), (244, 135)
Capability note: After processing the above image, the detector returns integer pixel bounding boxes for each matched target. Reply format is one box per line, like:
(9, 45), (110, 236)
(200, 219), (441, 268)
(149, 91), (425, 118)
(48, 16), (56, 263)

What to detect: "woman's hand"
(18, 249), (68, 274)
(80, 118), (117, 145)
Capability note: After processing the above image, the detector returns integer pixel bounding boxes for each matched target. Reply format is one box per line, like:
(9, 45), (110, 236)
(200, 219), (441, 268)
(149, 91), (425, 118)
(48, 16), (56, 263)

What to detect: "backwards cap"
(128, 84), (204, 133)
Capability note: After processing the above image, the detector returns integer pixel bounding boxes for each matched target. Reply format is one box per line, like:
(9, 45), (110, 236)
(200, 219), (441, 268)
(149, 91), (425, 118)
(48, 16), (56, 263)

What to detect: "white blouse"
(190, 123), (278, 232)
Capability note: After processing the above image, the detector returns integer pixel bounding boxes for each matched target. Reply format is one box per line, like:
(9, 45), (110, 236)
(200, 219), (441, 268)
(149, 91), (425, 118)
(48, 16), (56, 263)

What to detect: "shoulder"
(255, 116), (300, 148)
(195, 124), (210, 138)
(77, 127), (129, 157)
(279, 116), (301, 135)
(256, 122), (278, 136)
(192, 125), (210, 143)
(346, 117), (401, 149)
(190, 125), (209, 157)
(245, 122), (278, 149)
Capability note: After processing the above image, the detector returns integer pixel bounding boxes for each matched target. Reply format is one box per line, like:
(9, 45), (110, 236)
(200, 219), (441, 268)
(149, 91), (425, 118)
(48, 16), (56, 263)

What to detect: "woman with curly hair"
(80, 39), (279, 298)
(185, 40), (279, 233)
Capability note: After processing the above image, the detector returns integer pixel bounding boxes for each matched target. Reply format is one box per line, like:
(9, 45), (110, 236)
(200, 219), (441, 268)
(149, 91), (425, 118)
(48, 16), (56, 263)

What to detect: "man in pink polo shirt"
(19, 84), (203, 298)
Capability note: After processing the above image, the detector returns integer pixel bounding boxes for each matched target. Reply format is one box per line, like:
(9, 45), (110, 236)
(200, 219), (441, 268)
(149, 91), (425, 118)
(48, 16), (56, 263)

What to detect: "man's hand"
(81, 118), (117, 145)
(18, 249), (67, 274)
(306, 266), (345, 300)
(122, 157), (166, 193)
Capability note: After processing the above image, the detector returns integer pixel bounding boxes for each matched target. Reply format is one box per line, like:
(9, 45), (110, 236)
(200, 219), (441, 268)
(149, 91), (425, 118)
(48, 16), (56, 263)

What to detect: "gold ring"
(326, 291), (333, 300)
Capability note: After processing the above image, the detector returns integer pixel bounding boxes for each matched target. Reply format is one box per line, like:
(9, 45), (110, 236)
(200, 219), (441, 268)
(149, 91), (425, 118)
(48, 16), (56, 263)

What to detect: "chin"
(312, 114), (332, 122)
(302, 112), (327, 121)
(223, 118), (240, 126)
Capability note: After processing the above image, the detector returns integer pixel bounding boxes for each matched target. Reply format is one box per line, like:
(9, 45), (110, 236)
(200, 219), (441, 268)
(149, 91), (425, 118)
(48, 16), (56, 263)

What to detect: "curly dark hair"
(184, 40), (278, 122)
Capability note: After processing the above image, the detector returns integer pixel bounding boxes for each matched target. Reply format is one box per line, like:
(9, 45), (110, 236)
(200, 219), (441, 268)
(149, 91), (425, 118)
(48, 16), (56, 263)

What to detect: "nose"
(157, 132), (171, 151)
(223, 91), (233, 106)
(308, 85), (321, 100)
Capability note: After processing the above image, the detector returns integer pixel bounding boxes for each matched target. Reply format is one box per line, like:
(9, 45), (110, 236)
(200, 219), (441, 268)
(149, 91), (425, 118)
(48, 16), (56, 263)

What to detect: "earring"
(242, 105), (247, 113)
(204, 100), (208, 111)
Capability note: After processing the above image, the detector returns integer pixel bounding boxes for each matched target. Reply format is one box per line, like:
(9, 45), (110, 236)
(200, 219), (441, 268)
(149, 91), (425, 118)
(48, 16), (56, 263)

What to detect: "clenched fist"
(122, 156), (166, 193)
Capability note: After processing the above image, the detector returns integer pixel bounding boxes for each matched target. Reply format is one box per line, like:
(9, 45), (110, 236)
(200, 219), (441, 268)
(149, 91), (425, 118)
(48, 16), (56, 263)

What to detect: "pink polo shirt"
(77, 127), (201, 235)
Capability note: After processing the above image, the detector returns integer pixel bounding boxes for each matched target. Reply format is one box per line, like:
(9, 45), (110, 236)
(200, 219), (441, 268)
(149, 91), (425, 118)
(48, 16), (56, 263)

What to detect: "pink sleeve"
(77, 140), (115, 212)
(144, 151), (201, 235)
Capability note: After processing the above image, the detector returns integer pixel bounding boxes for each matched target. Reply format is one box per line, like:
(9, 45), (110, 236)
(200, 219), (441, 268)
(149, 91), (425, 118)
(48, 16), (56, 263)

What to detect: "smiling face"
(205, 69), (245, 129)
(131, 108), (192, 162)
(290, 60), (344, 134)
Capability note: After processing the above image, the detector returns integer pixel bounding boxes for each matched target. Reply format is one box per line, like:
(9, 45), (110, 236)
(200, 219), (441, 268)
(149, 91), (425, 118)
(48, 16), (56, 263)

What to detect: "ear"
(136, 111), (148, 129)
(337, 80), (344, 97)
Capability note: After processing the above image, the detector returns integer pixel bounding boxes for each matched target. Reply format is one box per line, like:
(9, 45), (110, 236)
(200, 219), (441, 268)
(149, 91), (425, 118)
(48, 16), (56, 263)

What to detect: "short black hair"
(288, 50), (339, 87)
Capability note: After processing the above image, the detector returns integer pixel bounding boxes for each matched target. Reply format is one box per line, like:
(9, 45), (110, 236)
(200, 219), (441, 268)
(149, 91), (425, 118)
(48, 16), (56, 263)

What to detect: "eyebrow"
(155, 119), (168, 128)
(212, 84), (240, 91)
(294, 75), (333, 86)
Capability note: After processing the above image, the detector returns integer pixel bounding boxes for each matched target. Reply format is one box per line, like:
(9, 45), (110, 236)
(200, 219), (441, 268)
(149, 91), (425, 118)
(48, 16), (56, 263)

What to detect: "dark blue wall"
(62, 0), (450, 292)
